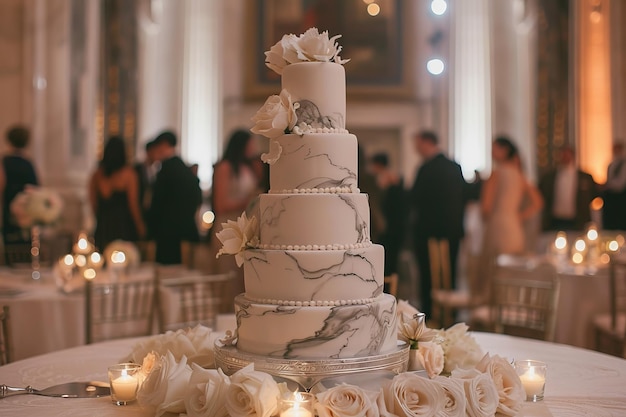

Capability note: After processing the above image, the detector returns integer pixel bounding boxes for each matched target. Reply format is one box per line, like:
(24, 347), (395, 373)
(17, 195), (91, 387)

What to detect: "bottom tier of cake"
(234, 293), (398, 359)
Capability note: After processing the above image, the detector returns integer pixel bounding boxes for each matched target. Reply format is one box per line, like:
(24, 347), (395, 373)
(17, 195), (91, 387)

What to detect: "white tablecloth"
(0, 267), (153, 361)
(0, 332), (625, 416)
(496, 255), (610, 349)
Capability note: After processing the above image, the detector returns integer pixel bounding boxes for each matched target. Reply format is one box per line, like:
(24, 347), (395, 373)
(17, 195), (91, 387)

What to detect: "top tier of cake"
(282, 62), (346, 131)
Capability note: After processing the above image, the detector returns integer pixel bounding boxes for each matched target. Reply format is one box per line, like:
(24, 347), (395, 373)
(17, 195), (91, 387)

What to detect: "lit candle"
(279, 392), (315, 417)
(111, 369), (138, 402)
(519, 367), (545, 398)
(515, 360), (547, 402)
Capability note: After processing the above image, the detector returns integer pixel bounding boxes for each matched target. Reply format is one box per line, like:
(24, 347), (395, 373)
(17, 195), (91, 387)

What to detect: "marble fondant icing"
(258, 193), (370, 247)
(234, 293), (398, 359)
(242, 244), (384, 302)
(269, 133), (358, 193)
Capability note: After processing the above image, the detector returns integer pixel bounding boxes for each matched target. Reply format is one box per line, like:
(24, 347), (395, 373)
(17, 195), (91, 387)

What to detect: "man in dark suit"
(538, 146), (597, 231)
(410, 131), (467, 318)
(149, 131), (202, 264)
(134, 140), (159, 237)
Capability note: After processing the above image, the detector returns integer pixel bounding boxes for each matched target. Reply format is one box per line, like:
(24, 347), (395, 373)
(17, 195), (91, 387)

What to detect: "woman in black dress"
(89, 136), (145, 251)
(0, 126), (39, 261)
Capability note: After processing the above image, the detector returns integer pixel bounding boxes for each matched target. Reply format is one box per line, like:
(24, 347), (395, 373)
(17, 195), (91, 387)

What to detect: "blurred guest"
(481, 136), (543, 257)
(603, 143), (626, 230)
(134, 139), (159, 236)
(538, 146), (597, 231)
(410, 131), (466, 318)
(0, 125), (39, 260)
(149, 131), (202, 264)
(210, 130), (262, 307)
(89, 136), (145, 251)
(369, 152), (407, 275)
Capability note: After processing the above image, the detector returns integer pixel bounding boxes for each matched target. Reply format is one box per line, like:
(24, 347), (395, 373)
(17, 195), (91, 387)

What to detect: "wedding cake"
(217, 28), (397, 359)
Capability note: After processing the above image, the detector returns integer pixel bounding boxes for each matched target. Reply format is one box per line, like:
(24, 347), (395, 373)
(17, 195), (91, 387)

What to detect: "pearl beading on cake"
(292, 125), (349, 135)
(247, 296), (378, 307)
(269, 187), (357, 194)
(251, 241), (372, 251)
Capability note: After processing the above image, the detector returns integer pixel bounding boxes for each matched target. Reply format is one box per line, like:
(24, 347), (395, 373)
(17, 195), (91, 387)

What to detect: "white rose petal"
(456, 373), (499, 417)
(475, 353), (525, 416)
(216, 213), (259, 267)
(417, 342), (445, 379)
(433, 376), (466, 417)
(315, 383), (380, 417)
(137, 352), (192, 417)
(383, 372), (445, 417)
(184, 363), (231, 417)
(225, 364), (281, 417)
(260, 140), (283, 165)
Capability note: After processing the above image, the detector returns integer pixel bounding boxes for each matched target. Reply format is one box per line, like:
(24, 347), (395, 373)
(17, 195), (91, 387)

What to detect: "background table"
(0, 332), (625, 416)
(496, 254), (610, 349)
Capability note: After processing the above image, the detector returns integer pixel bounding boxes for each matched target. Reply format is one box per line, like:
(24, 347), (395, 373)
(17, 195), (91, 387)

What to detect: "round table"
(0, 332), (624, 416)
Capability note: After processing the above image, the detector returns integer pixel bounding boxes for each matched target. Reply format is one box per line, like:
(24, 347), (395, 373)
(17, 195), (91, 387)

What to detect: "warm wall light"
(367, 3), (380, 16)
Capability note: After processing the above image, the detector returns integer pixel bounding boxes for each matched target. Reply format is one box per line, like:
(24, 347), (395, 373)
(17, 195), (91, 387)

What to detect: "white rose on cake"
(265, 33), (301, 74)
(295, 28), (348, 64)
(251, 89), (298, 140)
(216, 212), (259, 267)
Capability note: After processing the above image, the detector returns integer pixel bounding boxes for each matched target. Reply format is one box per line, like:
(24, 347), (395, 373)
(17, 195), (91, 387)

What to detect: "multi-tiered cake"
(216, 28), (398, 359)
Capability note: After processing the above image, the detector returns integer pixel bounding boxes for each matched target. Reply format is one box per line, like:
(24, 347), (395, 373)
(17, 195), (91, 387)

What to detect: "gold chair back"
(0, 306), (12, 365)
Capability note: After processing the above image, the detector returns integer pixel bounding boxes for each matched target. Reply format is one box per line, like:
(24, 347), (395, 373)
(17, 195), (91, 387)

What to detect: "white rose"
(475, 354), (525, 416)
(264, 34), (300, 74)
(454, 372), (499, 417)
(417, 341), (444, 379)
(250, 89), (297, 139)
(443, 333), (483, 373)
(433, 376), (466, 417)
(295, 28), (347, 64)
(315, 383), (380, 417)
(184, 363), (231, 417)
(382, 372), (445, 417)
(137, 352), (192, 417)
(127, 325), (219, 368)
(225, 364), (281, 417)
(216, 212), (259, 267)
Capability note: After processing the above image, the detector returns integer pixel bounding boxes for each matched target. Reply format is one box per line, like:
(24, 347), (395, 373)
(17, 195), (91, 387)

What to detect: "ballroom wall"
(0, 0), (624, 235)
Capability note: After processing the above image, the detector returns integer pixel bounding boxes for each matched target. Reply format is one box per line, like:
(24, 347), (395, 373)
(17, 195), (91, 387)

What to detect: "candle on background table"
(108, 363), (141, 405)
(515, 360), (546, 402)
(279, 392), (315, 417)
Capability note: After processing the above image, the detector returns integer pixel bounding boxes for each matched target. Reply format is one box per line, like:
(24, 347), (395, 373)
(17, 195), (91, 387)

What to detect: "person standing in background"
(410, 131), (466, 318)
(134, 139), (159, 237)
(149, 131), (202, 265)
(368, 152), (407, 276)
(89, 136), (146, 251)
(603, 143), (626, 230)
(210, 130), (262, 302)
(0, 125), (39, 262)
(538, 146), (597, 231)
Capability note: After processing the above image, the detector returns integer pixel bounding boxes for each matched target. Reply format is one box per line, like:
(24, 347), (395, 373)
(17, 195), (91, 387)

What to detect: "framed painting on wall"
(245, 0), (412, 100)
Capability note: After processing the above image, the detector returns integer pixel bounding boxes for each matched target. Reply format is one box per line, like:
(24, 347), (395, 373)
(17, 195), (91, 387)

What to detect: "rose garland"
(128, 324), (524, 417)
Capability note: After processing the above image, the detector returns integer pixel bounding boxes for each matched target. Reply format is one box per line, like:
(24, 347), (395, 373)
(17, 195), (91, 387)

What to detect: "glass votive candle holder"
(108, 363), (141, 405)
(278, 391), (315, 417)
(514, 360), (547, 402)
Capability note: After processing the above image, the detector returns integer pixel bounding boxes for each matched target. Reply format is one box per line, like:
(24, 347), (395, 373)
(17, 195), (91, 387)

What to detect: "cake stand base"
(214, 341), (409, 391)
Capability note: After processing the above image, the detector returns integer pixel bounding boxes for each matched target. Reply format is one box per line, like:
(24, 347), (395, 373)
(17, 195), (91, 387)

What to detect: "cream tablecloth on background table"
(0, 332), (625, 416)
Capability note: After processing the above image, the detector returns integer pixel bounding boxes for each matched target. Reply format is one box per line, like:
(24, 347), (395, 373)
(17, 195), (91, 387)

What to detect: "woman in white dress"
(476, 137), (543, 297)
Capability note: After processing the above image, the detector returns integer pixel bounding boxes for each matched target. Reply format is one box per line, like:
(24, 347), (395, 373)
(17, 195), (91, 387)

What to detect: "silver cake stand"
(214, 340), (409, 391)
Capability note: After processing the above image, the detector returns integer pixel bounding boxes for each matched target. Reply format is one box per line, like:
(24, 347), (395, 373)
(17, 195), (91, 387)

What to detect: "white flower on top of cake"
(251, 89), (298, 141)
(265, 27), (349, 75)
(215, 212), (259, 267)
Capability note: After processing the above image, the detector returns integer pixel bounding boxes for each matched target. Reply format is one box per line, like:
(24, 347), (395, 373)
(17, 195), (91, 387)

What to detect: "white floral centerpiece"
(128, 323), (525, 417)
(250, 28), (349, 166)
(10, 185), (63, 229)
